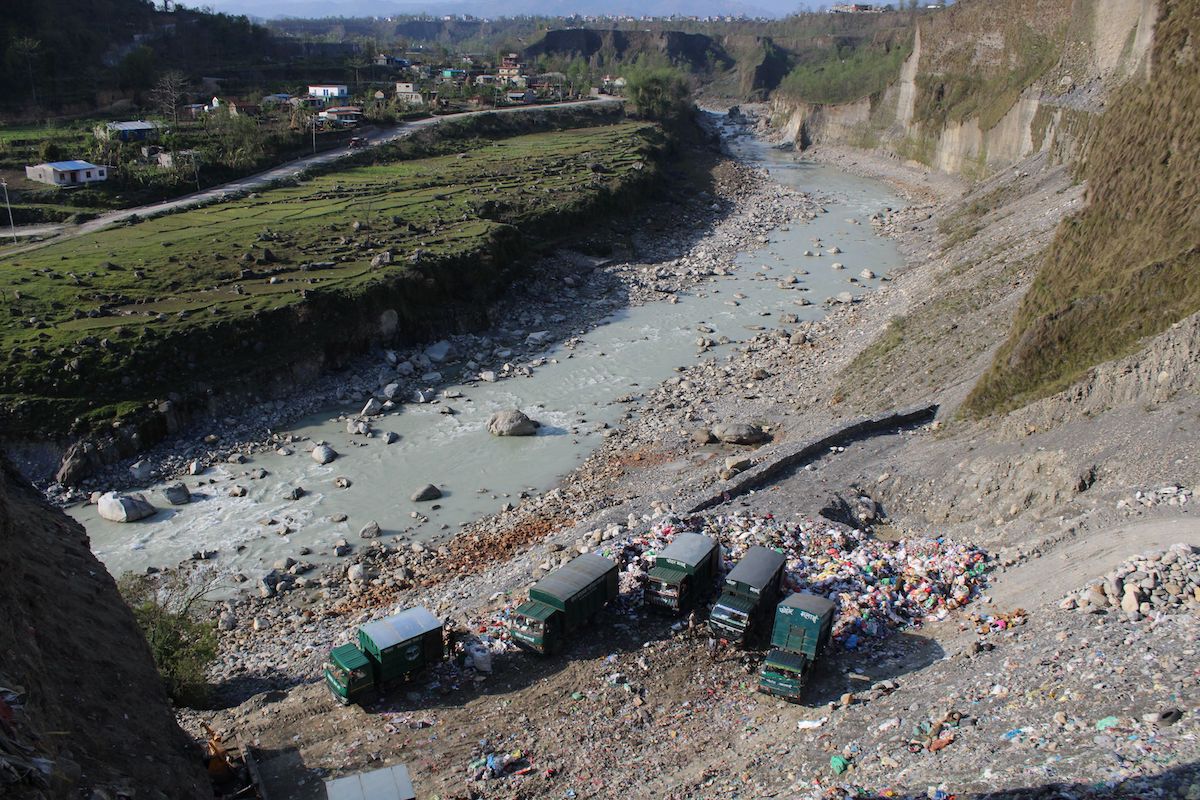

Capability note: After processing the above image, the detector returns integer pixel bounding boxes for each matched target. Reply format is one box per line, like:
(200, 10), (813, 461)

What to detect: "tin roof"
(762, 648), (810, 673)
(656, 532), (717, 568)
(44, 160), (100, 171)
(780, 592), (837, 619)
(726, 547), (786, 591)
(106, 120), (159, 131)
(531, 553), (615, 602)
(325, 764), (415, 800)
(359, 606), (441, 651)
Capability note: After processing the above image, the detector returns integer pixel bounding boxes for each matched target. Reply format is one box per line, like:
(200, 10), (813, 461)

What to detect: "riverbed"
(70, 129), (907, 584)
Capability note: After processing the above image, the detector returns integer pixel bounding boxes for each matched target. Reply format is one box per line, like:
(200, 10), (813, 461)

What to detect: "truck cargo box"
(770, 592), (836, 659)
(359, 606), (444, 684)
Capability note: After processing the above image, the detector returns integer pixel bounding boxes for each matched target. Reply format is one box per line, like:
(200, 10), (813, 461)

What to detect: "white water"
(70, 132), (906, 585)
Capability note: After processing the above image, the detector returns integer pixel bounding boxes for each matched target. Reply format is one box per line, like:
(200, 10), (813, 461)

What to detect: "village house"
(499, 53), (525, 85)
(25, 160), (107, 186)
(94, 120), (161, 143)
(319, 106), (363, 127)
(307, 84), (349, 106)
(506, 88), (536, 104)
(394, 82), (424, 106)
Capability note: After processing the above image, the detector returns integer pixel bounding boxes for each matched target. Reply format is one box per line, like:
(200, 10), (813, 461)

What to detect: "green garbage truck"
(644, 532), (719, 614)
(509, 553), (618, 655)
(324, 606), (444, 704)
(757, 592), (836, 702)
(708, 546), (786, 643)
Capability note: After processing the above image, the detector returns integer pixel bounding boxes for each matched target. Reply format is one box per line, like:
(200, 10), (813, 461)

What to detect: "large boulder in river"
(97, 492), (156, 523)
(311, 444), (338, 465)
(411, 484), (442, 502)
(162, 482), (191, 505)
(712, 423), (768, 445)
(487, 409), (540, 437)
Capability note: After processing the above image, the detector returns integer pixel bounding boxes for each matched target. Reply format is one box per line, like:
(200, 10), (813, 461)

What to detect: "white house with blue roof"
(25, 160), (108, 186)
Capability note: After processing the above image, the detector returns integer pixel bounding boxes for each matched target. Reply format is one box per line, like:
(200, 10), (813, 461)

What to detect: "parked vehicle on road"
(324, 606), (444, 704)
(757, 592), (836, 702)
(709, 546), (786, 643)
(644, 532), (718, 614)
(509, 553), (618, 655)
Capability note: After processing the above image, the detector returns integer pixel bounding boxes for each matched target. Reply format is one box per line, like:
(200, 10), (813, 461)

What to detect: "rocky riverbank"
(169, 114), (1200, 799)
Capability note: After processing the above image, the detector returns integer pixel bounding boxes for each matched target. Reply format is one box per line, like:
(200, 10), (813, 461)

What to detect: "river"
(69, 122), (907, 585)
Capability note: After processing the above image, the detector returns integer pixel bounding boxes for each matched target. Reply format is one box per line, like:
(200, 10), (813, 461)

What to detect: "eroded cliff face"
(771, 0), (1158, 178)
(0, 456), (211, 800)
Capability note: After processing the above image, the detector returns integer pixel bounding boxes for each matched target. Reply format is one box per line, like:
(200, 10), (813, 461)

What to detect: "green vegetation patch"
(0, 120), (661, 436)
(964, 0), (1200, 416)
(777, 37), (912, 106)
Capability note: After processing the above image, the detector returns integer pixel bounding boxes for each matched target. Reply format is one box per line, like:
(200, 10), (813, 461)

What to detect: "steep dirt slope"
(0, 456), (210, 799)
(966, 0), (1200, 414)
(770, 0), (1158, 178)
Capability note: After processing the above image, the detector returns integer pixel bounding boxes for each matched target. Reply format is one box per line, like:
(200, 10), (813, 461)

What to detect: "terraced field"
(0, 120), (662, 438)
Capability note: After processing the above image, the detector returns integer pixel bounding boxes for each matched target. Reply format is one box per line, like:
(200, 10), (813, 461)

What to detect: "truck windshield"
(715, 604), (748, 623)
(327, 663), (349, 686)
(647, 579), (679, 598)
(511, 616), (543, 636)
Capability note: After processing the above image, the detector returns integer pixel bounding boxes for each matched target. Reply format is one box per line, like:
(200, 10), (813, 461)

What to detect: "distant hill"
(523, 29), (736, 74)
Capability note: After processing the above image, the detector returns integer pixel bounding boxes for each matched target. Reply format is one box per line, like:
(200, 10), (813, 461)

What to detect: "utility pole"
(1, 178), (15, 244)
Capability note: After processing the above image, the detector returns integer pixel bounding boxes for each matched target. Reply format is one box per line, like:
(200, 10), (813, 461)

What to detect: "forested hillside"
(0, 0), (272, 113)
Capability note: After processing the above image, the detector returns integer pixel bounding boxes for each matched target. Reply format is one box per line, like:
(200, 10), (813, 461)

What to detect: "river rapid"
(70, 122), (907, 587)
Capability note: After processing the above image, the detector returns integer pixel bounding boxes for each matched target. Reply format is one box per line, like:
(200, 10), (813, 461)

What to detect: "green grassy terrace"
(0, 120), (661, 437)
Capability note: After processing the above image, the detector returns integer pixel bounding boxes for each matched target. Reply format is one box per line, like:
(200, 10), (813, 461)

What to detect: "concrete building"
(25, 160), (108, 186)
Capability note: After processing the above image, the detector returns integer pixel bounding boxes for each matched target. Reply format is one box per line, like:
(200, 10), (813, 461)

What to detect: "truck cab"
(511, 553), (617, 655)
(644, 532), (718, 614)
(709, 546), (786, 643)
(324, 606), (444, 704)
(325, 644), (374, 703)
(757, 592), (836, 702)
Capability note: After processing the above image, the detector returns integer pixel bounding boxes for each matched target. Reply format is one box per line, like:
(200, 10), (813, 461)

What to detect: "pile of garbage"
(467, 745), (533, 781)
(1062, 542), (1199, 620)
(469, 510), (989, 653)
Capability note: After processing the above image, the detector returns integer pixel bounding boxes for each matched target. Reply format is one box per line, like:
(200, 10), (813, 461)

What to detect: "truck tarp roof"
(330, 643), (369, 671)
(712, 593), (756, 616)
(647, 564), (689, 585)
(531, 553), (615, 602)
(656, 532), (716, 568)
(325, 763), (416, 800)
(725, 546), (785, 591)
(763, 648), (810, 673)
(359, 607), (441, 651)
(780, 592), (837, 619)
(515, 600), (557, 622)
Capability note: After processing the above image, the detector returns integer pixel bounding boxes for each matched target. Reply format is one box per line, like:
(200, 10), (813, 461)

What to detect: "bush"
(778, 41), (912, 106)
(622, 66), (691, 125)
(118, 570), (218, 708)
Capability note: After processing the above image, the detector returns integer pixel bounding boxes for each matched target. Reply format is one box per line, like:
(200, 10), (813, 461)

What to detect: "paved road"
(1, 97), (621, 255)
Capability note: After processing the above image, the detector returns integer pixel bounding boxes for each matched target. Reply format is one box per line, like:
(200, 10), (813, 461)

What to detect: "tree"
(118, 570), (218, 707)
(8, 37), (41, 107)
(205, 106), (264, 169)
(346, 53), (370, 90)
(623, 66), (691, 124)
(151, 70), (189, 126)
